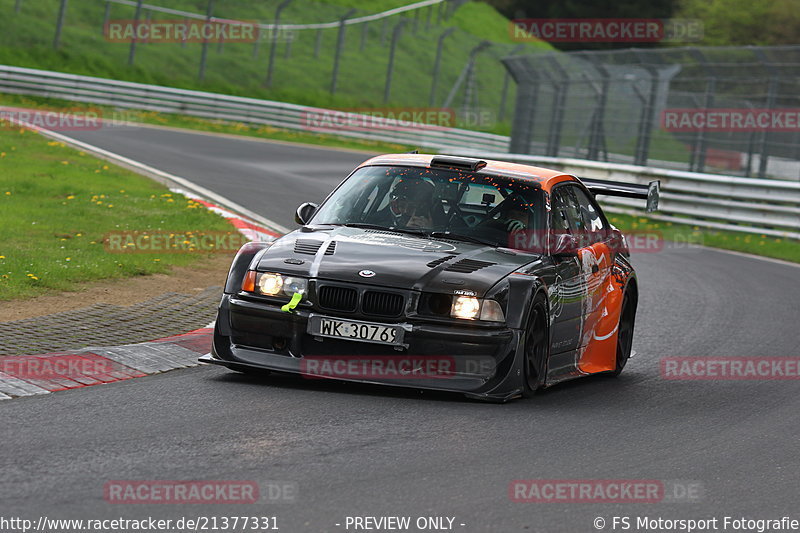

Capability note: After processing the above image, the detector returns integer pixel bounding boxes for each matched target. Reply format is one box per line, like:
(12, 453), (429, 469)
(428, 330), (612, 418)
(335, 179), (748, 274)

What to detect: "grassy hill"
(0, 0), (550, 132)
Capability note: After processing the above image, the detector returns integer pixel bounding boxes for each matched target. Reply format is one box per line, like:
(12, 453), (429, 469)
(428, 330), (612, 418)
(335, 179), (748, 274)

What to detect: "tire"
(522, 293), (549, 398)
(610, 290), (636, 376)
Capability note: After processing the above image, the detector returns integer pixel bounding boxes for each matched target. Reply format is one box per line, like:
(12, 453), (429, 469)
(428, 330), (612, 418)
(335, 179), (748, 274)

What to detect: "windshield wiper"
(340, 223), (429, 237)
(428, 231), (498, 247)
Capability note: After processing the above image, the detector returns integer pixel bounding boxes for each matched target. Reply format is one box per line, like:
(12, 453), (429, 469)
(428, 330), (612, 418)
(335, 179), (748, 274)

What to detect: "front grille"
(317, 285), (358, 312)
(444, 259), (496, 273)
(362, 291), (404, 317)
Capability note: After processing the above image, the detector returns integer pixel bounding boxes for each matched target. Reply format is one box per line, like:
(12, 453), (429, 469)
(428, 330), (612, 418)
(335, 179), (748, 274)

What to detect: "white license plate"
(308, 316), (403, 346)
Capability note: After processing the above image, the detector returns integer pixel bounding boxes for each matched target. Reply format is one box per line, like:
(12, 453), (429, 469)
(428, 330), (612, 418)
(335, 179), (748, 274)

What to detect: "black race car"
(200, 154), (659, 402)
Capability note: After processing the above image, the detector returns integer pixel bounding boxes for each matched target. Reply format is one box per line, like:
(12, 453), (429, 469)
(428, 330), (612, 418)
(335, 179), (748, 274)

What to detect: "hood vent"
(324, 241), (337, 255)
(444, 259), (496, 273)
(426, 255), (457, 268)
(294, 239), (324, 255)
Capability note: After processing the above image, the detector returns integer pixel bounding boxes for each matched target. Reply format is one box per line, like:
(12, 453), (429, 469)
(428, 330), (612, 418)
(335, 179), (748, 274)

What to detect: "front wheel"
(522, 294), (549, 398)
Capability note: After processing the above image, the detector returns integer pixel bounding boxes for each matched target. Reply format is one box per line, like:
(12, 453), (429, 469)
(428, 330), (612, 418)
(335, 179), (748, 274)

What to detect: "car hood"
(255, 227), (538, 297)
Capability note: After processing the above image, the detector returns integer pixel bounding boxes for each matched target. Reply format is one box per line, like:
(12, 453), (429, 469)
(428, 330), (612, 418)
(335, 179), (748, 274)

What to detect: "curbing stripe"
(0, 328), (212, 400)
(0, 123), (280, 401)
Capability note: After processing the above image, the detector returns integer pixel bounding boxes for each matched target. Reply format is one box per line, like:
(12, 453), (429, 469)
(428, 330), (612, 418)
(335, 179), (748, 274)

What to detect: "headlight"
(243, 271), (307, 298)
(452, 296), (481, 319)
(450, 296), (505, 322)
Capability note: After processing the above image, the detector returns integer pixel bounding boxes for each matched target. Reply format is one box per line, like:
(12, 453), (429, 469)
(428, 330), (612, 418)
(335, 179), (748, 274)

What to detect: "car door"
(544, 186), (586, 380)
(569, 185), (614, 348)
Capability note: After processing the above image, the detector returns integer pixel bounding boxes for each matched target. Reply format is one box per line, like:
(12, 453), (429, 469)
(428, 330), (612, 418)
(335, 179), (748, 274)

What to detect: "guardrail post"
(498, 44), (524, 123)
(757, 76), (779, 178)
(265, 0), (292, 88)
(102, 1), (111, 28)
(544, 56), (568, 157)
(509, 80), (540, 154)
(284, 31), (292, 59)
(633, 66), (659, 167)
(442, 41), (493, 110)
(143, 10), (151, 44)
(330, 9), (356, 95)
(380, 17), (390, 46)
(127, 0), (144, 65)
(425, 4), (433, 30)
(14, 0), (22, 13)
(383, 19), (408, 103)
(198, 0), (216, 81)
(576, 55), (610, 161)
(314, 28), (323, 58)
(360, 21), (368, 52)
(53, 0), (69, 49)
(412, 7), (420, 34)
(429, 27), (455, 107)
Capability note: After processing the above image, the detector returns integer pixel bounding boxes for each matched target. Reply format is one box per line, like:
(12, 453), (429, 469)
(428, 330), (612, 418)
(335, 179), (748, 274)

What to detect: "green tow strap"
(281, 292), (303, 312)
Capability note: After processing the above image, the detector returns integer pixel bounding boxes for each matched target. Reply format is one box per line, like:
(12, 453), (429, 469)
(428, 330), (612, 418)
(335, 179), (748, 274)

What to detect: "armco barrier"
(1, 65), (797, 239)
(454, 150), (800, 239)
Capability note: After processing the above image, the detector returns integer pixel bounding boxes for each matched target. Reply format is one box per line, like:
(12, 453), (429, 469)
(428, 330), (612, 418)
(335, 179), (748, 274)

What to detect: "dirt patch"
(0, 253), (233, 322)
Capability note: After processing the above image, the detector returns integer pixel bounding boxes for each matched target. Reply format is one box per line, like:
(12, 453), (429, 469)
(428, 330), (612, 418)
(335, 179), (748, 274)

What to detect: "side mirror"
(551, 232), (579, 257)
(295, 202), (318, 225)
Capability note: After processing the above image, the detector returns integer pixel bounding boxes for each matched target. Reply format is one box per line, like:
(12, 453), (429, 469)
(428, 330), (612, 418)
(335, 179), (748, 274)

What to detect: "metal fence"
(0, 64), (509, 152)
(1, 64), (798, 239)
(503, 46), (800, 180)
(5, 0), (532, 130)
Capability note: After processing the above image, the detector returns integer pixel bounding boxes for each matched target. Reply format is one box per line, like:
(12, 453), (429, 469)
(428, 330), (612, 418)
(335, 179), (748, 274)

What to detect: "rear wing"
(580, 178), (660, 213)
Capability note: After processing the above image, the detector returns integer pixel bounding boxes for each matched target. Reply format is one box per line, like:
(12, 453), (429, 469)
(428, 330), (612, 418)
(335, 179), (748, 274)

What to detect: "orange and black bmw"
(201, 154), (659, 402)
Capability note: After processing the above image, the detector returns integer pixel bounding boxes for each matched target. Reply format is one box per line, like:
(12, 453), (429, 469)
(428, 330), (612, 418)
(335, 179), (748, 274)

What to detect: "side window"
(571, 186), (608, 241)
(552, 187), (586, 232)
(550, 189), (572, 232)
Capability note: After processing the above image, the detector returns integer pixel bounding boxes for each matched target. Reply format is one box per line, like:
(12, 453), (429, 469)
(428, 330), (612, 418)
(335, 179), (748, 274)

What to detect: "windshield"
(310, 165), (544, 249)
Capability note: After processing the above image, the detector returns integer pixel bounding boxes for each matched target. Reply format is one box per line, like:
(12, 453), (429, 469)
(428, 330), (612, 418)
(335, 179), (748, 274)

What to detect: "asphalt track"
(2, 123), (799, 532)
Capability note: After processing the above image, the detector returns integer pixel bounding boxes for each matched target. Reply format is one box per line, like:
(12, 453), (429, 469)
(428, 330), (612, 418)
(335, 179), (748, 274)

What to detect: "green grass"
(0, 125), (236, 301)
(608, 212), (800, 263)
(0, 0), (550, 133)
(0, 92), (417, 153)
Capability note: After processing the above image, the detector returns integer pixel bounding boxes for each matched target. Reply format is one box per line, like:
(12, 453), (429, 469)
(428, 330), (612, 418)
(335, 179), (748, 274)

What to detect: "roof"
(358, 154), (576, 192)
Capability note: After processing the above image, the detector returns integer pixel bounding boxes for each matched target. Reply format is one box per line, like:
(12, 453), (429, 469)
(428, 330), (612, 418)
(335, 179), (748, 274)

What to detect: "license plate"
(308, 315), (404, 346)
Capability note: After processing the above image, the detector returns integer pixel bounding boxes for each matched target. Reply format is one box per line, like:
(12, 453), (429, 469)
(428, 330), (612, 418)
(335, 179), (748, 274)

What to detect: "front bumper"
(201, 294), (527, 402)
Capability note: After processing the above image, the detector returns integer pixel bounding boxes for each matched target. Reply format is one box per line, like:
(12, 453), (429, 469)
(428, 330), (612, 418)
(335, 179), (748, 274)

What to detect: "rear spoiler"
(580, 178), (660, 213)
